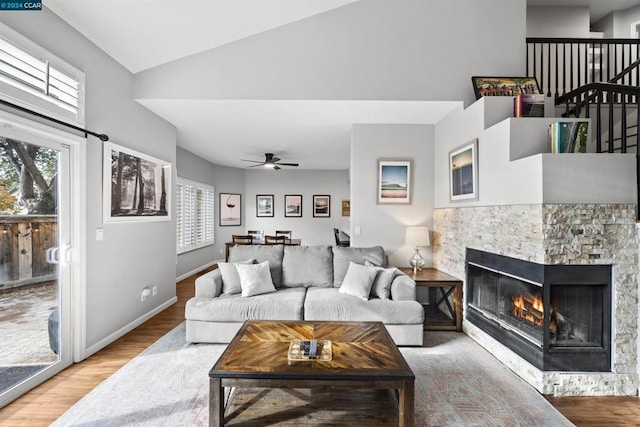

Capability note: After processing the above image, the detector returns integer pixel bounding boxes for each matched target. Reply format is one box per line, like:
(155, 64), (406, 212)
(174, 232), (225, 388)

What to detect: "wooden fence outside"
(0, 215), (57, 289)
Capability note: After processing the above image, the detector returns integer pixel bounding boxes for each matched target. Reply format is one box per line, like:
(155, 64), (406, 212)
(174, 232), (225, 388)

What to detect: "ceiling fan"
(240, 153), (299, 170)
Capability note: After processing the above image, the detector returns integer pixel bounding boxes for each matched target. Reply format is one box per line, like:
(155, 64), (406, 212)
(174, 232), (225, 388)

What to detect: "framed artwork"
(256, 194), (274, 217)
(284, 194), (302, 217)
(377, 159), (412, 204)
(220, 193), (241, 226)
(103, 142), (171, 222)
(341, 199), (350, 217)
(449, 139), (479, 202)
(313, 195), (331, 218)
(471, 76), (540, 100)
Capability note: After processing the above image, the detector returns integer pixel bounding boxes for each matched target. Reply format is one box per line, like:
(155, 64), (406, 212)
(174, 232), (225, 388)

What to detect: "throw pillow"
(236, 261), (277, 297)
(365, 260), (397, 300)
(338, 261), (377, 301)
(218, 259), (256, 295)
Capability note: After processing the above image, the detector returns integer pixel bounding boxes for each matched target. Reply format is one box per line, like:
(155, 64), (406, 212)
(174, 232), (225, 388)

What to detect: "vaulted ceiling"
(45, 0), (640, 169)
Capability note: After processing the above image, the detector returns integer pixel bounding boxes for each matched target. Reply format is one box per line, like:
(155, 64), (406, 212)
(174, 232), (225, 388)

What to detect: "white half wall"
(350, 124), (434, 268)
(244, 169), (350, 246)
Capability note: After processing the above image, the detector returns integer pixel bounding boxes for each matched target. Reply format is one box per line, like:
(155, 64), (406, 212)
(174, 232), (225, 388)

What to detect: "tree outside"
(0, 137), (58, 215)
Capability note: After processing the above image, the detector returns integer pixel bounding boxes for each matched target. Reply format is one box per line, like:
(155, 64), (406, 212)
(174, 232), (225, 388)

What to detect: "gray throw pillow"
(228, 245), (284, 287)
(282, 245), (333, 287)
(338, 261), (378, 301)
(365, 260), (397, 300)
(218, 258), (256, 295)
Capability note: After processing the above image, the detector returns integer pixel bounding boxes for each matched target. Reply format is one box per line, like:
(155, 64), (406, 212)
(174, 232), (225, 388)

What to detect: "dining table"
(224, 238), (302, 261)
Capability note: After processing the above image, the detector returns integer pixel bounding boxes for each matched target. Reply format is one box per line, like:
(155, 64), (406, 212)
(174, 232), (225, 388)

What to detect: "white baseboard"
(176, 259), (222, 283)
(82, 296), (178, 360)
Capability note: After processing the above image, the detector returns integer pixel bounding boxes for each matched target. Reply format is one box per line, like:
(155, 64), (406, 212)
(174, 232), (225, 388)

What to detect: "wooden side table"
(399, 267), (463, 332)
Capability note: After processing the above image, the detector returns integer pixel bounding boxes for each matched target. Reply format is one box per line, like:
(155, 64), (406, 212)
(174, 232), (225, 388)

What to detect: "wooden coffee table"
(209, 320), (415, 426)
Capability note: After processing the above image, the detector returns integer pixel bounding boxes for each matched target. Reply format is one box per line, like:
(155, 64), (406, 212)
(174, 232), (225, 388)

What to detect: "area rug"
(53, 323), (573, 426)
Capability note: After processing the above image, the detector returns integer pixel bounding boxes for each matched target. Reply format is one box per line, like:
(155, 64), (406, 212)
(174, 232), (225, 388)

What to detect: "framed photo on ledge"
(284, 194), (302, 217)
(449, 139), (478, 202)
(377, 159), (412, 204)
(313, 195), (330, 217)
(256, 194), (274, 217)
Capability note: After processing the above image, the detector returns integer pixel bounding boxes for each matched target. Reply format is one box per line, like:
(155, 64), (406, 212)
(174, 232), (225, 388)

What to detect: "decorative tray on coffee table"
(287, 339), (332, 361)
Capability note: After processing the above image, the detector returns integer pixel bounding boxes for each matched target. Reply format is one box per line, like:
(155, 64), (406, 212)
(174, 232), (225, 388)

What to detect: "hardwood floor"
(1, 267), (638, 426)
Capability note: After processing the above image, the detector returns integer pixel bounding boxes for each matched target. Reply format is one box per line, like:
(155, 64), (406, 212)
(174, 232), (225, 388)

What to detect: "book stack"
(514, 94), (545, 117)
(548, 121), (588, 153)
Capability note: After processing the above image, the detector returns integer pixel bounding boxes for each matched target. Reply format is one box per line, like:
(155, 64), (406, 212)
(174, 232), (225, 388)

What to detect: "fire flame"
(512, 293), (544, 327)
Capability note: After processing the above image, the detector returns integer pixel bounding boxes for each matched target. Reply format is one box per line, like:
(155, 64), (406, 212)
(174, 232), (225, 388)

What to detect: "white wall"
(244, 169), (349, 246)
(350, 124), (434, 268)
(134, 0), (526, 109)
(2, 10), (177, 357)
(527, 6), (591, 38)
(175, 147), (245, 279)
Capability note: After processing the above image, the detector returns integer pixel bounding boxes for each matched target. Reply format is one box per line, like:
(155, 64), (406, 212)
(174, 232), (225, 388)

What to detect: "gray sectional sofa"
(185, 245), (424, 346)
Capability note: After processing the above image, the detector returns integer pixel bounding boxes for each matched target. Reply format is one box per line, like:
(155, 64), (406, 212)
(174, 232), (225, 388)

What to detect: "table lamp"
(405, 226), (430, 273)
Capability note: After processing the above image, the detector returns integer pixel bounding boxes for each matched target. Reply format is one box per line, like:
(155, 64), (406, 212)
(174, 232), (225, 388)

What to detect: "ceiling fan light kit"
(241, 152), (299, 170)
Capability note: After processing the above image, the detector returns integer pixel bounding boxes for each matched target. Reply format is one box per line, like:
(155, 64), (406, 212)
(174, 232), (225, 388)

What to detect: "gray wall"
(350, 124), (435, 268)
(244, 169), (350, 246)
(2, 10), (177, 354)
(134, 0), (526, 109)
(175, 147), (245, 279)
(526, 6), (590, 38)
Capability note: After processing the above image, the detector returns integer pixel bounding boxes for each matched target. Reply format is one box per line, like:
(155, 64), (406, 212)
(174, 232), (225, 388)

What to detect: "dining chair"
(264, 235), (286, 245)
(333, 228), (350, 247)
(232, 234), (253, 244)
(247, 230), (264, 241)
(275, 230), (292, 239)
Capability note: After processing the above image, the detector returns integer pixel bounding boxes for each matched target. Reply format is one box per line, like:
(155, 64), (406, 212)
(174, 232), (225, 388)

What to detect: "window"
(176, 177), (215, 254)
(0, 23), (84, 125)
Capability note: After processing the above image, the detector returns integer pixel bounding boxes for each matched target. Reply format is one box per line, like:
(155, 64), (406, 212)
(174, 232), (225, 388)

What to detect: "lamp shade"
(404, 226), (430, 247)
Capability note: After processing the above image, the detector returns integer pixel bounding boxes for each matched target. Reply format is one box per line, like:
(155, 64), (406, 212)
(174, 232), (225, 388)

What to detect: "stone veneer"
(433, 204), (639, 396)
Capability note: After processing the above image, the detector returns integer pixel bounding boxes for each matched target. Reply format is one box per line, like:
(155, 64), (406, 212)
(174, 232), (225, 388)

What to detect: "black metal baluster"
(570, 43), (574, 93)
(622, 95), (628, 152)
(563, 43), (568, 95)
(596, 89), (602, 152)
(609, 93), (615, 153)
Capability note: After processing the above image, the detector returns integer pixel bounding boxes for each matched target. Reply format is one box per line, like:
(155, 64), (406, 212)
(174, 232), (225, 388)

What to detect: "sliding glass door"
(0, 118), (73, 408)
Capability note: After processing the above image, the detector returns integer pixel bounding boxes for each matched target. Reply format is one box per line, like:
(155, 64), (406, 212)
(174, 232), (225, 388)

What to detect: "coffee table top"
(209, 320), (414, 381)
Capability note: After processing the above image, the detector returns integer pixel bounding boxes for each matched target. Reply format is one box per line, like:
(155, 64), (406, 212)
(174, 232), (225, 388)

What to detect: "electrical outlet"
(152, 285), (157, 296)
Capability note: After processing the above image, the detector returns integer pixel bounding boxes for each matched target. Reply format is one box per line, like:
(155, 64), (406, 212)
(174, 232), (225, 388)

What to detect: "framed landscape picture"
(471, 76), (540, 100)
(220, 193), (241, 226)
(313, 195), (330, 217)
(103, 142), (171, 222)
(256, 194), (274, 217)
(377, 159), (412, 204)
(284, 194), (302, 217)
(449, 139), (478, 202)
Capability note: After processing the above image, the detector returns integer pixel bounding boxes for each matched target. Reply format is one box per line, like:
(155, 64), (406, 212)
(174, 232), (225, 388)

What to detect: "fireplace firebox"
(465, 248), (611, 372)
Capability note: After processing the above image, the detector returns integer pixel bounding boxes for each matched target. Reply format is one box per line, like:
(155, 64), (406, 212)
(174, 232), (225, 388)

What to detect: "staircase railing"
(526, 38), (640, 99)
(557, 82), (640, 153)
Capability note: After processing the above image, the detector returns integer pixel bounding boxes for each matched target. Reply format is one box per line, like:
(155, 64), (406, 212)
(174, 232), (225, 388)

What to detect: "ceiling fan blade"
(247, 164), (266, 168)
(275, 162), (299, 167)
(271, 157), (281, 163)
(273, 165), (281, 170)
(241, 159), (264, 163)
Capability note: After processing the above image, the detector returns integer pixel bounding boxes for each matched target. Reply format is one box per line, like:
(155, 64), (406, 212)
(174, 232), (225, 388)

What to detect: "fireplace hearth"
(465, 248), (611, 372)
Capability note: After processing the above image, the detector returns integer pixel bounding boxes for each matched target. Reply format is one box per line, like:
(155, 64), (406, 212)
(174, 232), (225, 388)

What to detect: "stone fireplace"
(433, 204), (638, 396)
(466, 248), (611, 372)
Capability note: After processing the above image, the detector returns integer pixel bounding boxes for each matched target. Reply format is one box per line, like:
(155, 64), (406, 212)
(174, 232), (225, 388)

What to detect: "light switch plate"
(96, 228), (104, 241)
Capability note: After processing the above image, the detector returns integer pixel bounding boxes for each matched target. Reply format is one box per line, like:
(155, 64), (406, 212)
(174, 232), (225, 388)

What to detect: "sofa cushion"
(237, 261), (276, 297)
(218, 258), (256, 295)
(185, 287), (306, 322)
(338, 261), (377, 300)
(304, 288), (424, 324)
(332, 246), (386, 287)
(282, 245), (333, 288)
(365, 260), (398, 300)
(228, 245), (284, 287)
